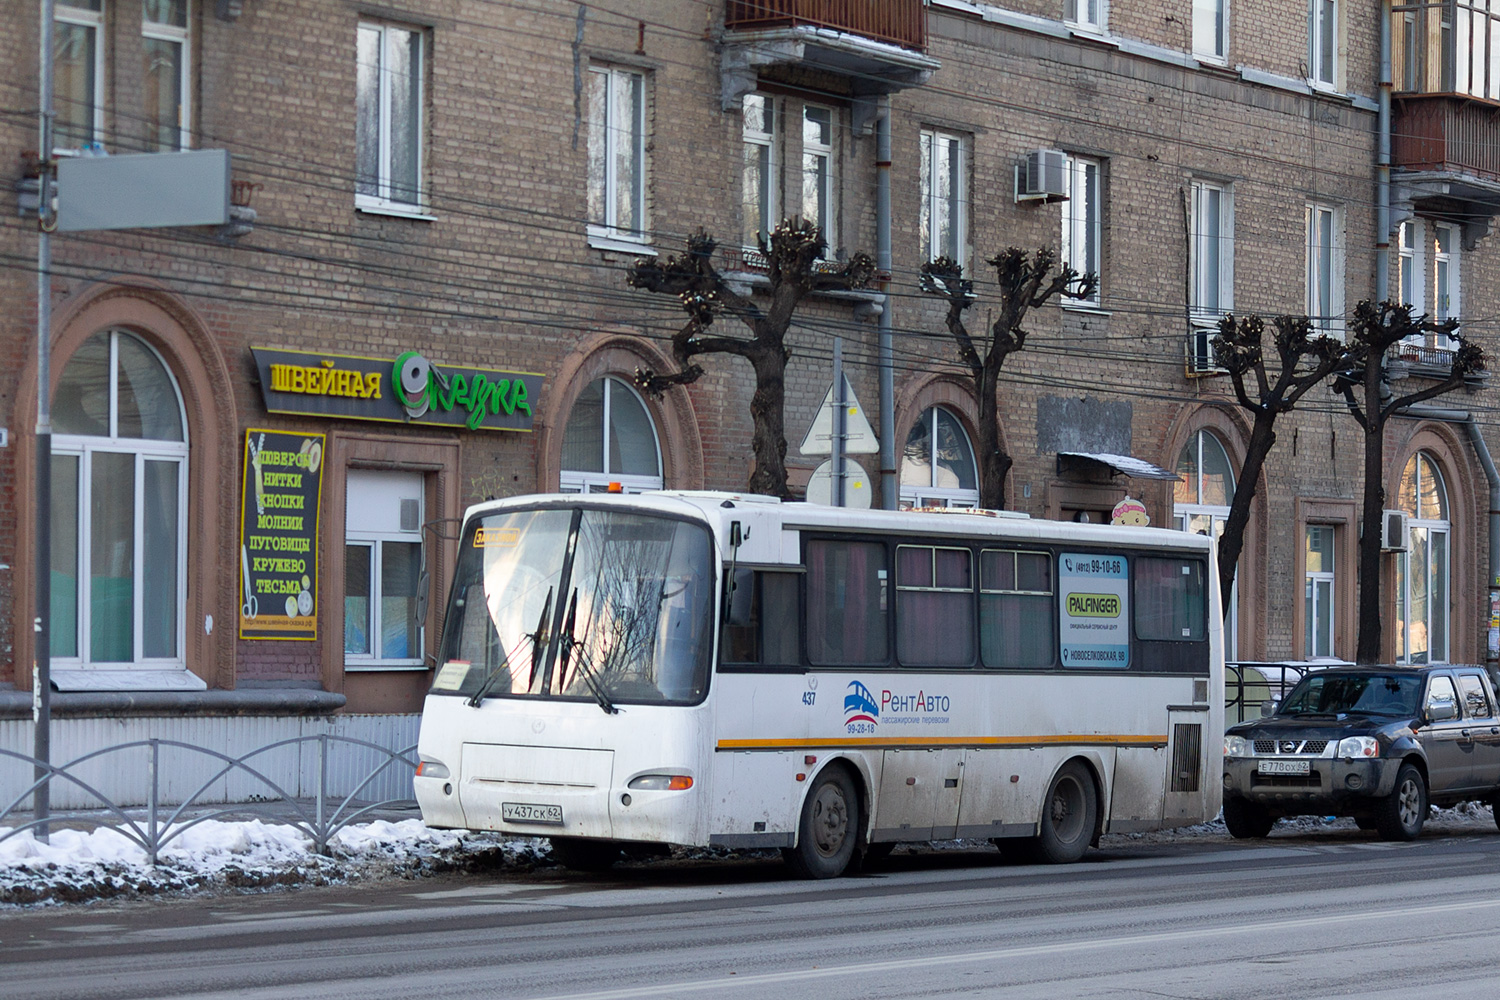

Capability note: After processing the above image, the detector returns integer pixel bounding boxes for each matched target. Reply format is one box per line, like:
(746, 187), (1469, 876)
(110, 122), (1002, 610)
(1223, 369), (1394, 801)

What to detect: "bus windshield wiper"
(467, 587), (552, 707)
(559, 589), (618, 715)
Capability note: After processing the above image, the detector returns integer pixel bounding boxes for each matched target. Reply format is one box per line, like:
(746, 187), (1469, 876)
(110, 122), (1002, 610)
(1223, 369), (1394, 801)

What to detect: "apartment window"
(356, 22), (426, 210)
(1311, 0), (1338, 87)
(1193, 0), (1228, 61)
(588, 65), (647, 241)
(51, 331), (188, 669)
(1305, 525), (1336, 658)
(742, 94), (779, 248)
(1306, 203), (1344, 336)
(1433, 223), (1460, 324)
(900, 406), (978, 509)
(345, 470), (425, 666)
(1399, 220), (1419, 311)
(802, 104), (838, 253)
(920, 130), (968, 266)
(55, 0), (104, 148)
(1062, 155), (1101, 303)
(560, 377), (663, 493)
(142, 1), (189, 151)
(1174, 429), (1237, 658)
(1189, 181), (1233, 320)
(1396, 452), (1450, 664)
(1065, 0), (1105, 32)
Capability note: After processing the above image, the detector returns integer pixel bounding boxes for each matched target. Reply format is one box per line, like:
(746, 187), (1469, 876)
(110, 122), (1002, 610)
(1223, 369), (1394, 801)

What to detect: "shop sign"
(239, 429), (325, 640)
(251, 347), (542, 432)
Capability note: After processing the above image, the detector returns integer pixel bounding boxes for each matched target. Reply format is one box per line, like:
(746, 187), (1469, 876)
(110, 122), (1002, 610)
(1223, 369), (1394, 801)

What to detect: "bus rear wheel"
(550, 837), (621, 872)
(784, 767), (858, 879)
(1023, 762), (1097, 864)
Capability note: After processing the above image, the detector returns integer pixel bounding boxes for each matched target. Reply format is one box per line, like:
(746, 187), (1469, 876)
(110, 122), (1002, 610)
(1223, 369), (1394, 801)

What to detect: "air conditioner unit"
(1185, 324), (1225, 377)
(1381, 509), (1410, 552)
(1015, 149), (1068, 203)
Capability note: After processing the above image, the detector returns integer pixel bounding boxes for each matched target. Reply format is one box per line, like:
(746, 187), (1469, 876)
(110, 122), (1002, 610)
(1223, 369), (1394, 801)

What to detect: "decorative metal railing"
(0, 735), (417, 864)
(725, 0), (926, 51)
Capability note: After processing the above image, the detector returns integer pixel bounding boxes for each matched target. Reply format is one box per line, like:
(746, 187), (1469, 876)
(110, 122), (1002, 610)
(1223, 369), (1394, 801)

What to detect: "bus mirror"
(726, 568), (754, 626)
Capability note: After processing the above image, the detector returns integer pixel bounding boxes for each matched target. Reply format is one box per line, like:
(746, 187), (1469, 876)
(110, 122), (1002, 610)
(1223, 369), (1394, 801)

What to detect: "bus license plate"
(502, 802), (564, 826)
(1257, 759), (1310, 775)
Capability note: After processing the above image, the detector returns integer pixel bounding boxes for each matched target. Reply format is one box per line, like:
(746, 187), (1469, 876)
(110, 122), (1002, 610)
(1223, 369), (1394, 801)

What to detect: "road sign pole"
(832, 338), (845, 507)
(34, 0), (56, 841)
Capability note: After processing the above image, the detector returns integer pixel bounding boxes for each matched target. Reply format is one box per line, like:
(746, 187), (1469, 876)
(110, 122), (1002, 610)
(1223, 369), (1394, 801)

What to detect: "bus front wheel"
(784, 767), (858, 879)
(1024, 762), (1098, 864)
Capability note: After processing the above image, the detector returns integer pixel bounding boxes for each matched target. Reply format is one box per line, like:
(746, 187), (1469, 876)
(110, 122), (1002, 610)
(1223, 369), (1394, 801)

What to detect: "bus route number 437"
(502, 802), (564, 825)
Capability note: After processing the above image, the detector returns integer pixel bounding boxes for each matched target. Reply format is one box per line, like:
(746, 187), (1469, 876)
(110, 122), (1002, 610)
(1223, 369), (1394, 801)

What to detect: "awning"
(1056, 451), (1180, 481)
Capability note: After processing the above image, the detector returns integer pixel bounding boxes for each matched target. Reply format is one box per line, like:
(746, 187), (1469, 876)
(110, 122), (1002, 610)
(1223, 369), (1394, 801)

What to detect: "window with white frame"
(1065, 0), (1105, 32)
(1399, 220), (1420, 312)
(588, 65), (647, 242)
(920, 129), (968, 267)
(1189, 180), (1233, 321)
(900, 406), (979, 509)
(1174, 429), (1237, 658)
(1397, 219), (1460, 350)
(345, 470), (425, 667)
(802, 104), (839, 253)
(1306, 203), (1344, 335)
(1396, 451), (1450, 664)
(561, 377), (663, 493)
(55, 0), (104, 148)
(51, 330), (189, 670)
(1305, 525), (1336, 658)
(1310, 0), (1337, 87)
(1432, 223), (1460, 340)
(356, 21), (426, 211)
(1193, 0), (1228, 61)
(742, 93), (779, 249)
(1062, 155), (1101, 303)
(143, 0), (190, 151)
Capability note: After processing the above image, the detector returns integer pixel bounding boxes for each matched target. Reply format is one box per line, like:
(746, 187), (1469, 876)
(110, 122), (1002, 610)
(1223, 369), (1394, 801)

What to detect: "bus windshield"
(435, 506), (714, 706)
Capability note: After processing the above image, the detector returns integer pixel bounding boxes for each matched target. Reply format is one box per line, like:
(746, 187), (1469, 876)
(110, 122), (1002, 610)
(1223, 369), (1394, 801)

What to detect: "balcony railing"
(725, 1), (926, 52)
(1392, 94), (1500, 182)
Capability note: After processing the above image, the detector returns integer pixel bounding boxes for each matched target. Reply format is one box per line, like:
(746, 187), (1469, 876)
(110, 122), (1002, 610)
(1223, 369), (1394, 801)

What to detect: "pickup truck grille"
(1254, 739), (1329, 755)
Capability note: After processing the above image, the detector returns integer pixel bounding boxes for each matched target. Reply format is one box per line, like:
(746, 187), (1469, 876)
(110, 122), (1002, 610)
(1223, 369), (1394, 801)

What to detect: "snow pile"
(0, 818), (551, 908)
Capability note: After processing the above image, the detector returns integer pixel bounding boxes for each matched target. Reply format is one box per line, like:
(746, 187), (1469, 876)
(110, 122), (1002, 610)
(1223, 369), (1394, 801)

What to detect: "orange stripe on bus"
(715, 735), (1168, 750)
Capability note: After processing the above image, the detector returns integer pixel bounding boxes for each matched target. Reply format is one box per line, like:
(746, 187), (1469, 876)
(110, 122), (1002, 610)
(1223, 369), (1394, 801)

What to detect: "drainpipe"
(1376, 1), (1392, 303)
(876, 97), (896, 510)
(1399, 405), (1500, 667)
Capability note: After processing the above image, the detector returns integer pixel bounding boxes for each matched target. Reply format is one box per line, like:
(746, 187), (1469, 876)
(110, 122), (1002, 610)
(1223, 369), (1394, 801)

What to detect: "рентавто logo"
(844, 681), (879, 734)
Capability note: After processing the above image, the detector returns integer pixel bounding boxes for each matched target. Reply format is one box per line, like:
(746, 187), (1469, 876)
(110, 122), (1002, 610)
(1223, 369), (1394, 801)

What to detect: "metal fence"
(0, 735), (417, 864)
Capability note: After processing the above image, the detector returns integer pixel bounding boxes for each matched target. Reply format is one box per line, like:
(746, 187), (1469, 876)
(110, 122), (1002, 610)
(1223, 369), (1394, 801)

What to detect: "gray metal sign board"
(56, 149), (231, 231)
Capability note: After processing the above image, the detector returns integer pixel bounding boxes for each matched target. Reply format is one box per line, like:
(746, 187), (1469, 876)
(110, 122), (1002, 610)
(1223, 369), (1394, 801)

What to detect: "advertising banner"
(1058, 552), (1130, 668)
(239, 429), (325, 640)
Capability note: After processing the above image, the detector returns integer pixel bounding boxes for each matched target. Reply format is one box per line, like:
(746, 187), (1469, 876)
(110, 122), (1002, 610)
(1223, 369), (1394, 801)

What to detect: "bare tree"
(920, 248), (1096, 509)
(628, 219), (874, 499)
(1336, 301), (1485, 663)
(1209, 314), (1359, 618)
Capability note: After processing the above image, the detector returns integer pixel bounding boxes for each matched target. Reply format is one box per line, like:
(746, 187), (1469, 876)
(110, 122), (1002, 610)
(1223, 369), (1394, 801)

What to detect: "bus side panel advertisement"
(1059, 552), (1129, 668)
(238, 428), (325, 640)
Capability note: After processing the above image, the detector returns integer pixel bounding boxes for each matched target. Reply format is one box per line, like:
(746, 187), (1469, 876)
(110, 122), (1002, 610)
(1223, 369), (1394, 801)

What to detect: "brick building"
(1, 0), (1496, 778)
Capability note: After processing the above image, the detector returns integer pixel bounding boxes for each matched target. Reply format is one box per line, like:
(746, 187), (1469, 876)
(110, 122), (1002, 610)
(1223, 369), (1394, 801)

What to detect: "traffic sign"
(798, 375), (878, 454)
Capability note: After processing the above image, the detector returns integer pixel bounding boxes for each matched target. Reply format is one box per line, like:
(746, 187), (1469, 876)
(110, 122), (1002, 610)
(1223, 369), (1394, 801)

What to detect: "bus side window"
(720, 571), (801, 666)
(807, 539), (889, 666)
(1134, 557), (1206, 641)
(980, 549), (1055, 668)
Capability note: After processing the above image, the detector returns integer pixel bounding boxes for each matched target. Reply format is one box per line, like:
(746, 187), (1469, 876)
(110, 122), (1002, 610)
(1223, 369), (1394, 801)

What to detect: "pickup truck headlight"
(1337, 736), (1380, 758)
(1224, 735), (1250, 757)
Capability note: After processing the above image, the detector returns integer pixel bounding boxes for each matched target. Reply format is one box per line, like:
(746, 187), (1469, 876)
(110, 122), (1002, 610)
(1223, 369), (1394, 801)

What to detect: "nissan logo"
(1280, 740), (1298, 754)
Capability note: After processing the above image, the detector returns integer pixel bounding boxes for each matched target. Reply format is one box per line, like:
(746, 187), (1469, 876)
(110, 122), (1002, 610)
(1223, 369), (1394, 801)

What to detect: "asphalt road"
(5, 828), (1500, 1000)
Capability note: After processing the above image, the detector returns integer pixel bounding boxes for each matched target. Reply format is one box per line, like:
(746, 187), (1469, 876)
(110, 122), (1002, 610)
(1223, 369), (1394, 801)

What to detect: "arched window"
(1397, 451), (1450, 664)
(900, 406), (978, 508)
(1174, 430), (1237, 657)
(560, 376), (663, 493)
(51, 330), (188, 668)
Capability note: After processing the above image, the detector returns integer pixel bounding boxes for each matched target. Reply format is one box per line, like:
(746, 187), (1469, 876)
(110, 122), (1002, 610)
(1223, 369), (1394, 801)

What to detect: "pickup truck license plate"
(1257, 759), (1310, 775)
(502, 802), (564, 826)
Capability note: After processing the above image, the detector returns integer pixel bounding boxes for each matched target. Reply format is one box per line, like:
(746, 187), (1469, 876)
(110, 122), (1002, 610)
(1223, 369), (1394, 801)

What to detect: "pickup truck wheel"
(1222, 797), (1274, 838)
(1021, 762), (1097, 863)
(1375, 763), (1427, 841)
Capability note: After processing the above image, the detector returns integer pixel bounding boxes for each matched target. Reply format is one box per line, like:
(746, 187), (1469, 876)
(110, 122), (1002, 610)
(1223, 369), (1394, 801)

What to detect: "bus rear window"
(1134, 557), (1206, 641)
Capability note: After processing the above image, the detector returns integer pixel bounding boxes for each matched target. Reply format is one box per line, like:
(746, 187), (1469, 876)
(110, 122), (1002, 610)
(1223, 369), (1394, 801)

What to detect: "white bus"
(414, 491), (1223, 878)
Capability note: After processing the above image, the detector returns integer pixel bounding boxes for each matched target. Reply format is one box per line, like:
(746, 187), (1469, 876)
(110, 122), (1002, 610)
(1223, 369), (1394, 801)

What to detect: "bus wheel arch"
(784, 760), (862, 879)
(1024, 758), (1100, 864)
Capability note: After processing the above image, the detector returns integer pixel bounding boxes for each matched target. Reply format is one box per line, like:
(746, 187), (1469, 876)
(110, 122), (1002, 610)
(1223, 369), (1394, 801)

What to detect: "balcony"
(1391, 94), (1500, 244)
(725, 1), (926, 51)
(720, 0), (938, 120)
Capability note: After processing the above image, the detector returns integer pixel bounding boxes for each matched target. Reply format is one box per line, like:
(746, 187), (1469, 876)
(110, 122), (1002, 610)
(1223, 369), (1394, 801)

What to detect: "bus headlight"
(627, 774), (693, 791)
(416, 758), (450, 780)
(1224, 735), (1250, 758)
(1337, 736), (1380, 758)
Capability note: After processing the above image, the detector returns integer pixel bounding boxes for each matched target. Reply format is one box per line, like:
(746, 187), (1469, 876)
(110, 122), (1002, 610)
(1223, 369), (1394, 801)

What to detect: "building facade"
(1, 0), (1496, 787)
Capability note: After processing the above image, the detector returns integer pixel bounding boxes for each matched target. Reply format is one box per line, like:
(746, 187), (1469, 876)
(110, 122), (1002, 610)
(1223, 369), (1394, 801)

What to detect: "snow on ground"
(0, 804), (1496, 909)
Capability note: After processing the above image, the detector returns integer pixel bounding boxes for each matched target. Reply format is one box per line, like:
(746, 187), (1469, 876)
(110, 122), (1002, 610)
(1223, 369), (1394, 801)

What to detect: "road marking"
(526, 896), (1500, 1000)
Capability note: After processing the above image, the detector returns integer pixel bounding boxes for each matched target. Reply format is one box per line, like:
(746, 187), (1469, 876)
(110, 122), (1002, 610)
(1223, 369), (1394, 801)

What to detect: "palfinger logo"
(845, 681), (879, 733)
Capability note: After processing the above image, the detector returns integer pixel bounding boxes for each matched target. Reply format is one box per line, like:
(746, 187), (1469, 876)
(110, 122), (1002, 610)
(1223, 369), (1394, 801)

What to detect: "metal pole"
(34, 0), (56, 842)
(832, 338), (846, 507)
(875, 98), (896, 509)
